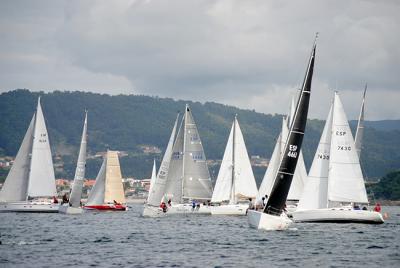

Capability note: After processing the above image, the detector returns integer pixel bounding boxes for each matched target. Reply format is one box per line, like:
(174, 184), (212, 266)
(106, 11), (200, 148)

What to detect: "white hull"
(211, 204), (249, 215)
(166, 203), (211, 215)
(292, 207), (384, 224)
(142, 205), (166, 218)
(0, 201), (59, 213)
(58, 204), (83, 214)
(247, 209), (292, 231)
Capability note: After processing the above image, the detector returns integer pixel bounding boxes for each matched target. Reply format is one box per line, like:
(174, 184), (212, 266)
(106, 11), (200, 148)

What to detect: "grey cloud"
(0, 0), (399, 120)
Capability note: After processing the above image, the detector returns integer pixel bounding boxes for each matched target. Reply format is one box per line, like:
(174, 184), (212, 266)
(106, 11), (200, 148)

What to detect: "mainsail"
(182, 105), (213, 200)
(211, 116), (258, 203)
(148, 159), (157, 198)
(264, 37), (316, 215)
(257, 115), (307, 201)
(27, 98), (57, 198)
(69, 111), (88, 208)
(327, 93), (368, 204)
(147, 114), (179, 206)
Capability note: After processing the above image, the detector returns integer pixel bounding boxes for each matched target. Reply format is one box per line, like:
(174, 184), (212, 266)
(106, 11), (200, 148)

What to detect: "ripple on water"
(0, 205), (399, 267)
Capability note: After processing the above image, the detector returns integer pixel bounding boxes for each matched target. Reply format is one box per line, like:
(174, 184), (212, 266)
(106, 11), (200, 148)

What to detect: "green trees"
(0, 89), (399, 181)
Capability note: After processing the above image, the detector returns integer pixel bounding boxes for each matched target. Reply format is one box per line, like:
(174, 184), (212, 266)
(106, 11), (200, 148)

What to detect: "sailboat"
(292, 90), (384, 224)
(59, 111), (87, 214)
(84, 150), (127, 211)
(142, 115), (179, 217)
(163, 104), (213, 214)
(247, 35), (316, 230)
(211, 115), (258, 215)
(0, 97), (59, 212)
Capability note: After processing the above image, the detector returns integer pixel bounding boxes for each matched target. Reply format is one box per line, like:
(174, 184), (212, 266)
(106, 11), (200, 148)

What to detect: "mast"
(230, 115), (237, 204)
(355, 84), (367, 158)
(264, 34), (317, 215)
(181, 104), (189, 203)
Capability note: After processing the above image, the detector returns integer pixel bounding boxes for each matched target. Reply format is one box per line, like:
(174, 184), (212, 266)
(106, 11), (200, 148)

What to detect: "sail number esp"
(287, 144), (298, 158)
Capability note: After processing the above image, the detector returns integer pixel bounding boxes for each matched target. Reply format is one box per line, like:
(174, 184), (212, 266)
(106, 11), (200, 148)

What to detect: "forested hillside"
(1, 90), (399, 183)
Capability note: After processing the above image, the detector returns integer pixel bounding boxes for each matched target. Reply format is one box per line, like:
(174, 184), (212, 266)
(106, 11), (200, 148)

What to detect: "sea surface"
(0, 205), (399, 268)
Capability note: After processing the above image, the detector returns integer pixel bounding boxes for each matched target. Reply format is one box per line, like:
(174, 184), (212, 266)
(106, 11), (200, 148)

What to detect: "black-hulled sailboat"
(247, 35), (317, 230)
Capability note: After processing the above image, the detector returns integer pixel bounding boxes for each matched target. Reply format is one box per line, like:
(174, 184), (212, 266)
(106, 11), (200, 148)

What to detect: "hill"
(368, 170), (400, 200)
(0, 90), (399, 184)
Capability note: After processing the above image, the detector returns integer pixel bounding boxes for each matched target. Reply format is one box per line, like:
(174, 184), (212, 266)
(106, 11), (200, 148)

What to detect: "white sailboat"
(0, 97), (59, 212)
(84, 150), (127, 211)
(163, 104), (213, 214)
(211, 116), (258, 215)
(292, 91), (384, 224)
(142, 114), (179, 217)
(59, 111), (87, 214)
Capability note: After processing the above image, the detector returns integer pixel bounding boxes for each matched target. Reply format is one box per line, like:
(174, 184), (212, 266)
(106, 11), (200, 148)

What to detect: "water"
(1, 205), (399, 268)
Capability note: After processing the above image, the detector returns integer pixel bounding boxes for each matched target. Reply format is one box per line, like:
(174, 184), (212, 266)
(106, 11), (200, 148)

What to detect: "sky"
(0, 0), (399, 120)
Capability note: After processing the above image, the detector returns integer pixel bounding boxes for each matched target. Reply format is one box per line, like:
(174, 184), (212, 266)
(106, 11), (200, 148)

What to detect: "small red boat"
(84, 204), (127, 211)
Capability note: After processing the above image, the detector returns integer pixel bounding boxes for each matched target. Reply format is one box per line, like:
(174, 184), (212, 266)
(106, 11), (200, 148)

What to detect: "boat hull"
(0, 201), (59, 213)
(142, 205), (166, 217)
(247, 209), (292, 231)
(166, 203), (211, 215)
(58, 204), (83, 214)
(292, 208), (384, 224)
(211, 204), (249, 215)
(84, 204), (127, 211)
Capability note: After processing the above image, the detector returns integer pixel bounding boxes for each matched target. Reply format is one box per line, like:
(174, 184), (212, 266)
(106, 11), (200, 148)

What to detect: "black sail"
(264, 39), (316, 215)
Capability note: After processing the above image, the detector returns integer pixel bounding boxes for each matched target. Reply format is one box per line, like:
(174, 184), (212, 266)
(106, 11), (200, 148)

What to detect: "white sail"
(148, 115), (179, 206)
(104, 151), (126, 204)
(257, 133), (281, 200)
(0, 115), (35, 202)
(182, 105), (212, 200)
(86, 157), (106, 205)
(164, 118), (184, 202)
(297, 104), (333, 210)
(148, 159), (157, 197)
(232, 118), (258, 201)
(327, 93), (368, 204)
(211, 123), (234, 203)
(69, 111), (88, 208)
(27, 98), (57, 198)
(280, 117), (307, 200)
(355, 85), (367, 158)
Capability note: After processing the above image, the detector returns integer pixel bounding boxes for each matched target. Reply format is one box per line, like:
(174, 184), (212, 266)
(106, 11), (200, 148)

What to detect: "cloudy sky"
(0, 0), (399, 120)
